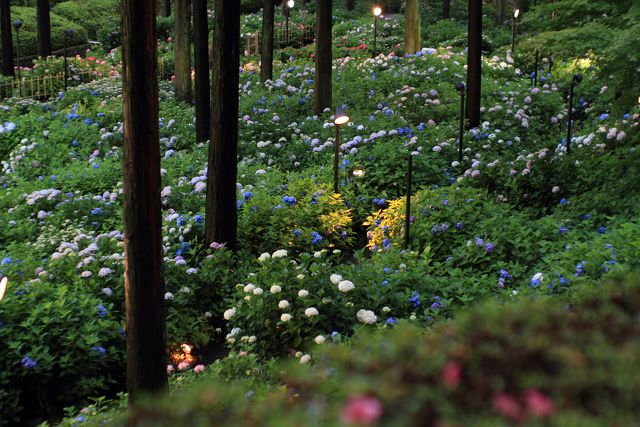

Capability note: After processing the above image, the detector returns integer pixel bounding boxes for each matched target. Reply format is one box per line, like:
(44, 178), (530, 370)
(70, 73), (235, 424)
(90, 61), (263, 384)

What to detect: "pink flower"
(167, 364), (174, 374)
(523, 389), (555, 417)
(492, 393), (524, 422)
(339, 395), (383, 425)
(177, 361), (190, 371)
(441, 361), (461, 388)
(210, 242), (225, 250)
(194, 364), (205, 374)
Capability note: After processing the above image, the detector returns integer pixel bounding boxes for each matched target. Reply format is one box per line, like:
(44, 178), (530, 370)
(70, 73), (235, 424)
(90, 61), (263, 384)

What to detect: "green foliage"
(52, 0), (119, 39)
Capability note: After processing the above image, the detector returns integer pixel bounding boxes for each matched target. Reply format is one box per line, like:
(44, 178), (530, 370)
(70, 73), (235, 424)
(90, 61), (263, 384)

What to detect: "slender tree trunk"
(193, 0), (210, 142)
(164, 0), (171, 17)
(346, 0), (355, 11)
(205, 0), (240, 250)
(121, 0), (167, 418)
(466, 0), (482, 128)
(260, 0), (274, 83)
(174, 0), (192, 102)
(36, 0), (51, 57)
(496, 0), (505, 24)
(0, 0), (14, 77)
(314, 0), (332, 115)
(404, 0), (420, 55)
(442, 0), (450, 19)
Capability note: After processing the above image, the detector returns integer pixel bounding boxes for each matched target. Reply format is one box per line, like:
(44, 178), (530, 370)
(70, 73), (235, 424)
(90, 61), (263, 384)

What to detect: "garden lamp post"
(333, 106), (350, 193)
(404, 153), (413, 249)
(13, 19), (22, 97)
(566, 73), (582, 155)
(63, 28), (74, 90)
(285, 0), (294, 45)
(0, 276), (7, 303)
(511, 9), (519, 53)
(533, 48), (539, 86)
(456, 81), (465, 164)
(372, 5), (382, 57)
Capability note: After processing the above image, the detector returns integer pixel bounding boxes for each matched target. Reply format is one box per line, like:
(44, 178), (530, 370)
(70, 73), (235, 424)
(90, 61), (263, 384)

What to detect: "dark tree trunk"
(193, 0), (210, 142)
(205, 0), (240, 250)
(174, 0), (192, 102)
(496, 0), (505, 24)
(404, 0), (420, 54)
(346, 0), (355, 11)
(466, 0), (482, 128)
(313, 0), (332, 115)
(121, 0), (167, 417)
(442, 0), (450, 19)
(36, 0), (51, 57)
(164, 0), (171, 17)
(260, 0), (274, 84)
(0, 0), (14, 77)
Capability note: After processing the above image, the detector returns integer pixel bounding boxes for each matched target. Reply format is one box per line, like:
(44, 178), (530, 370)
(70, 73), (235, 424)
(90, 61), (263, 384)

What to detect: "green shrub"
(52, 0), (119, 39)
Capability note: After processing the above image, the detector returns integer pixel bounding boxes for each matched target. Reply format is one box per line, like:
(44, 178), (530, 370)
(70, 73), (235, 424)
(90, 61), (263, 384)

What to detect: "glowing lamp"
(373, 6), (382, 16)
(353, 169), (365, 177)
(333, 107), (350, 126)
(513, 9), (520, 18)
(287, 0), (294, 8)
(0, 277), (7, 302)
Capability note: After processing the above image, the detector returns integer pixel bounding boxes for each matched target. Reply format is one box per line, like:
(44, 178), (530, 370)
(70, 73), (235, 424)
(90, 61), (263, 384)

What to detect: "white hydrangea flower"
(296, 274), (305, 280)
(253, 287), (264, 295)
(330, 274), (343, 285)
(314, 335), (325, 344)
(382, 306), (391, 313)
(298, 289), (309, 298)
(300, 354), (311, 364)
(356, 309), (377, 324)
(280, 313), (292, 322)
(223, 308), (236, 320)
(258, 252), (271, 262)
(270, 285), (282, 293)
(243, 284), (256, 293)
(272, 249), (288, 259)
(164, 292), (174, 300)
(338, 280), (355, 292)
(278, 300), (290, 309)
(304, 307), (319, 317)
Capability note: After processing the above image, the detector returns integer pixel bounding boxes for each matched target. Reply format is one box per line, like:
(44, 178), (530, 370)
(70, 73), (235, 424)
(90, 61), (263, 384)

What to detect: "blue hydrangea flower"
(409, 291), (420, 308)
(311, 231), (323, 245)
(559, 226), (568, 234)
(282, 195), (297, 206)
(598, 226), (606, 234)
(243, 191), (253, 201)
(484, 242), (495, 253)
(530, 272), (544, 288)
(97, 305), (108, 317)
(21, 356), (37, 369)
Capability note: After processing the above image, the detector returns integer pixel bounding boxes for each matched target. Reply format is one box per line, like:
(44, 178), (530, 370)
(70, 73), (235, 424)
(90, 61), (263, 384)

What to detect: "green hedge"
(9, 7), (88, 59)
(52, 0), (119, 39)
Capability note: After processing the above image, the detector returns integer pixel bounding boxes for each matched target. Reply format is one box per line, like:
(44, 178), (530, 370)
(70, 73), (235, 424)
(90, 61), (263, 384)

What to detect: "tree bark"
(193, 0), (210, 142)
(121, 0), (167, 417)
(174, 0), (192, 102)
(313, 0), (332, 115)
(496, 0), (505, 24)
(442, 0), (450, 19)
(164, 0), (171, 17)
(466, 0), (482, 128)
(346, 0), (355, 11)
(260, 0), (274, 84)
(404, 0), (420, 55)
(205, 0), (240, 250)
(36, 0), (51, 57)
(0, 0), (14, 77)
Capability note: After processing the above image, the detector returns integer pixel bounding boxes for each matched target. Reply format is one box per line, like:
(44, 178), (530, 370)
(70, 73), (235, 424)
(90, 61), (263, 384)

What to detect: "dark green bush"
(52, 0), (119, 39)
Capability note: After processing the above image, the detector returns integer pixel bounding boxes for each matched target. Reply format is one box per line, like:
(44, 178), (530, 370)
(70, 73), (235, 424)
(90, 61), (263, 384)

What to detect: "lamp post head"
(286, 0), (294, 8)
(13, 19), (23, 30)
(455, 81), (465, 93)
(573, 73), (583, 84)
(373, 5), (382, 16)
(513, 9), (520, 18)
(334, 106), (350, 126)
(64, 28), (74, 38)
(0, 276), (7, 303)
(352, 169), (365, 178)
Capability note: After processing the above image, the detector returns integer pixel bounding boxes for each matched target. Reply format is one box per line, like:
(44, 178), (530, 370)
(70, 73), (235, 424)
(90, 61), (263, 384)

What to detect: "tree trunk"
(314, 0), (332, 115)
(404, 0), (420, 55)
(36, 0), (51, 57)
(466, 0), (482, 128)
(174, 0), (192, 102)
(121, 0), (167, 418)
(193, 0), (210, 142)
(496, 0), (505, 24)
(346, 0), (355, 11)
(260, 0), (274, 83)
(0, 0), (14, 77)
(205, 0), (240, 250)
(442, 0), (450, 19)
(163, 0), (171, 17)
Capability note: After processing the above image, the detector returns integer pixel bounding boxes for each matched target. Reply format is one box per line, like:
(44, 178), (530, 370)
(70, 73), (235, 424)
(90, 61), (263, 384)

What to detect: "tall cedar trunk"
(174, 0), (192, 102)
(205, 0), (240, 250)
(164, 0), (171, 17)
(466, 0), (482, 127)
(442, 0), (450, 19)
(404, 0), (420, 54)
(346, 0), (355, 11)
(313, 0), (332, 115)
(121, 0), (167, 417)
(193, 0), (210, 142)
(260, 0), (274, 84)
(496, 0), (505, 24)
(36, 0), (51, 57)
(0, 0), (14, 76)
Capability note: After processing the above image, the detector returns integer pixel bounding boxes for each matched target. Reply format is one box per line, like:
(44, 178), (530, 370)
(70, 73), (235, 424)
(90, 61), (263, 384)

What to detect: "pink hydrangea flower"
(194, 364), (205, 374)
(492, 393), (523, 422)
(441, 360), (461, 388)
(523, 389), (555, 417)
(177, 361), (190, 371)
(166, 364), (175, 374)
(339, 395), (383, 425)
